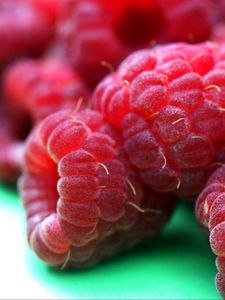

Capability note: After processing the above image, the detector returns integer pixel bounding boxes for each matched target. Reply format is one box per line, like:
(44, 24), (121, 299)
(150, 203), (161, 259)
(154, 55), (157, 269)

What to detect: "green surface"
(0, 184), (221, 299)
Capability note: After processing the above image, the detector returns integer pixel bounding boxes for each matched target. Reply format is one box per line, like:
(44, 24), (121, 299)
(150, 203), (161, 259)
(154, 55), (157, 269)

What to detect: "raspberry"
(94, 42), (225, 197)
(4, 58), (90, 122)
(19, 109), (176, 267)
(195, 165), (225, 298)
(58, 0), (213, 86)
(0, 0), (52, 66)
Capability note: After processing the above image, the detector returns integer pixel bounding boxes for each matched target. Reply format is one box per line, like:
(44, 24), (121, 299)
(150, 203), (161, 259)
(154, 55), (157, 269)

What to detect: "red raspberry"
(58, 0), (213, 86)
(0, 0), (53, 66)
(94, 42), (225, 197)
(195, 165), (225, 298)
(4, 58), (90, 122)
(19, 109), (176, 267)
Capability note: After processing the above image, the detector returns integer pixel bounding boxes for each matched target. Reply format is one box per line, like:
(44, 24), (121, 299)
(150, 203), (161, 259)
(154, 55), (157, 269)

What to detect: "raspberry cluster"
(1, 1), (225, 298)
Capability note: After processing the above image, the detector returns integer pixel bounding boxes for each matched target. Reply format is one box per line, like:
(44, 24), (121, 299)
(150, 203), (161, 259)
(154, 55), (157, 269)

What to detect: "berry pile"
(1, 0), (225, 298)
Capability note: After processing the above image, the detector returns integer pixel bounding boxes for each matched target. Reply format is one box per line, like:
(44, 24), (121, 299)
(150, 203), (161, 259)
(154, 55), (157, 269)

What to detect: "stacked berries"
(1, 0), (225, 298)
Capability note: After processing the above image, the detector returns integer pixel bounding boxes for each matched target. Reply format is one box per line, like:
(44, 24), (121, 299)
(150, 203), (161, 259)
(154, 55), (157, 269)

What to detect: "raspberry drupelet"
(58, 0), (213, 86)
(19, 109), (177, 267)
(4, 58), (90, 122)
(195, 165), (225, 299)
(94, 42), (225, 197)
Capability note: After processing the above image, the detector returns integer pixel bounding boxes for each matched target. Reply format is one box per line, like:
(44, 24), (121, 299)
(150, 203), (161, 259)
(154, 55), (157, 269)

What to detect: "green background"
(0, 183), (221, 299)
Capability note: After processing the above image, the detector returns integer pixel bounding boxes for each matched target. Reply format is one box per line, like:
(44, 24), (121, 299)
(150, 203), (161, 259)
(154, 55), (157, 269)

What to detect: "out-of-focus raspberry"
(0, 0), (53, 66)
(57, 0), (213, 86)
(4, 58), (90, 122)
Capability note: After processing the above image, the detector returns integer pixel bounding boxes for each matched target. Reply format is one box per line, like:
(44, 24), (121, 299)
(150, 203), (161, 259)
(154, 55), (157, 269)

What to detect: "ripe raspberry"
(19, 109), (177, 267)
(94, 42), (225, 197)
(195, 165), (225, 298)
(58, 0), (213, 86)
(0, 0), (52, 66)
(4, 58), (90, 122)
